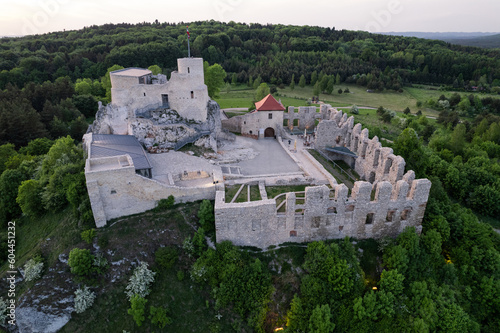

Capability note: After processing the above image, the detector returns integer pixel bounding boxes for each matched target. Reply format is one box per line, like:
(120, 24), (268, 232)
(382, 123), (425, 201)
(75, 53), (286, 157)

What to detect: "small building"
(223, 94), (285, 139)
(87, 134), (153, 178)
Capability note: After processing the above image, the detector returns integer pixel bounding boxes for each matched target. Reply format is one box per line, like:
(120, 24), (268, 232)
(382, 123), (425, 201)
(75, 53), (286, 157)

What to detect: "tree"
(299, 74), (306, 88)
(449, 123), (466, 155)
(147, 65), (162, 75)
(101, 65), (124, 102)
(19, 138), (53, 156)
(311, 71), (318, 85)
(404, 107), (411, 115)
(338, 88), (343, 94)
(350, 105), (359, 115)
(290, 74), (295, 90)
(204, 62), (226, 98)
(255, 83), (270, 101)
(326, 76), (334, 94)
(231, 73), (238, 85)
(68, 248), (93, 276)
(16, 179), (44, 217)
(319, 75), (329, 93)
(308, 304), (335, 333)
(128, 295), (147, 327)
(335, 73), (341, 85)
(393, 128), (429, 177)
(0, 143), (17, 175)
(313, 82), (321, 96)
(0, 168), (27, 222)
(253, 75), (262, 89)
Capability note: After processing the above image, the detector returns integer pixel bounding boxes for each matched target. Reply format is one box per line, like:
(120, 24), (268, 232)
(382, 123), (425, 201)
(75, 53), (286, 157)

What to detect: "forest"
(0, 21), (499, 332)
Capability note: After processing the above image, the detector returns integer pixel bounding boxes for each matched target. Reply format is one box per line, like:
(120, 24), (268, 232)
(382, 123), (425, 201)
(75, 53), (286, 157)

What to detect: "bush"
(23, 258), (44, 282)
(125, 262), (156, 300)
(93, 253), (108, 274)
(155, 195), (175, 211)
(183, 237), (195, 258)
(74, 286), (96, 313)
(155, 247), (178, 270)
(128, 295), (147, 327)
(350, 105), (359, 115)
(149, 305), (172, 329)
(81, 229), (96, 244)
(198, 200), (215, 231)
(177, 270), (185, 281)
(68, 248), (93, 276)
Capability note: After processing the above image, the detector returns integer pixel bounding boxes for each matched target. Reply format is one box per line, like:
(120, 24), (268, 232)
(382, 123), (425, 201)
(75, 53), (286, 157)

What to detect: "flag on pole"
(186, 26), (190, 39)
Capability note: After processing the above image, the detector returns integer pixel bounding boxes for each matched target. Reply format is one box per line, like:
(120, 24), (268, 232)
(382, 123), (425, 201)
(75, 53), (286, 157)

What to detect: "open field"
(216, 83), (499, 119)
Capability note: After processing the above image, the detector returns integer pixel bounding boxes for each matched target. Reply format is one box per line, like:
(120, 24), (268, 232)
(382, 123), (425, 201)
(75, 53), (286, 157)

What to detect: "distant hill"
(381, 32), (500, 49)
(443, 34), (500, 49)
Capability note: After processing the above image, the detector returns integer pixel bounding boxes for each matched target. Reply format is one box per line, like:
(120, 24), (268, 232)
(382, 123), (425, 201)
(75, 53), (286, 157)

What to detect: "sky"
(1, 0), (499, 36)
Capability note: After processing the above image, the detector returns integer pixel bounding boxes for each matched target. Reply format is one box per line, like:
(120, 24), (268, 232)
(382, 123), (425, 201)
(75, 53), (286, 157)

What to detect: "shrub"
(68, 248), (93, 276)
(177, 270), (185, 281)
(23, 258), (44, 282)
(149, 305), (172, 329)
(197, 200), (215, 231)
(128, 295), (147, 327)
(125, 262), (156, 300)
(155, 195), (174, 211)
(74, 286), (96, 313)
(93, 253), (108, 274)
(155, 247), (178, 269)
(81, 229), (96, 244)
(183, 237), (195, 258)
(350, 105), (359, 115)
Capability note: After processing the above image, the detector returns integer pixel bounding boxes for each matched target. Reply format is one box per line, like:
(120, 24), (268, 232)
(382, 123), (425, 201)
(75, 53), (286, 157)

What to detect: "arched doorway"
(264, 127), (275, 138)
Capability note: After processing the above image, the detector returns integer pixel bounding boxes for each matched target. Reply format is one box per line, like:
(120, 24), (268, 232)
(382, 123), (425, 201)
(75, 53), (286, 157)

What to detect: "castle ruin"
(83, 56), (430, 248)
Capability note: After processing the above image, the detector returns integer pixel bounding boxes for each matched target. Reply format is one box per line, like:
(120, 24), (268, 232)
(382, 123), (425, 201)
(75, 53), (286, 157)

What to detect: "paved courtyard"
(227, 137), (302, 176)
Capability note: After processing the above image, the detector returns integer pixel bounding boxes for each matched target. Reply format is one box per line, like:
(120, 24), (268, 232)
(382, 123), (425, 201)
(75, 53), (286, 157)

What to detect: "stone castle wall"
(316, 104), (407, 184)
(85, 154), (221, 227)
(216, 180), (431, 249)
(215, 104), (431, 249)
(284, 106), (320, 130)
(108, 58), (209, 127)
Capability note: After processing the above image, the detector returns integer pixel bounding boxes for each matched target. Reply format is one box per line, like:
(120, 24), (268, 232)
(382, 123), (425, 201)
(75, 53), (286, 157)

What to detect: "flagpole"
(186, 26), (191, 58)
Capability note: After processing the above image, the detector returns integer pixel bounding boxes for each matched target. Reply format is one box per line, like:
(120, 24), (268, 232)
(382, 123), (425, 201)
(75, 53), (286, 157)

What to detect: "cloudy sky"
(2, 0), (499, 36)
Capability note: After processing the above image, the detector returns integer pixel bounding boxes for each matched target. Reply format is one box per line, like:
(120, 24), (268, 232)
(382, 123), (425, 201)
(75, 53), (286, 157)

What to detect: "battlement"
(215, 177), (430, 249)
(215, 103), (431, 249)
(316, 104), (410, 184)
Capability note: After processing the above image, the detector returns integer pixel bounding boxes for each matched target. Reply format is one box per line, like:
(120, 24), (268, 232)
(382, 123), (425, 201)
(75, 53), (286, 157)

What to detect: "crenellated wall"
(215, 179), (431, 249)
(215, 103), (432, 249)
(316, 104), (408, 184)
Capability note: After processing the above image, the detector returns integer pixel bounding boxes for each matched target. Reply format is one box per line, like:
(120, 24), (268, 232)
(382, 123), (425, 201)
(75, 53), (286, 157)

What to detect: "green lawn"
(215, 83), (498, 118)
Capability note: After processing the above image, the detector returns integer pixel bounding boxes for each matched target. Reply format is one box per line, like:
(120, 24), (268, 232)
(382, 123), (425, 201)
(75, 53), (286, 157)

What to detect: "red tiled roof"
(255, 94), (285, 111)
